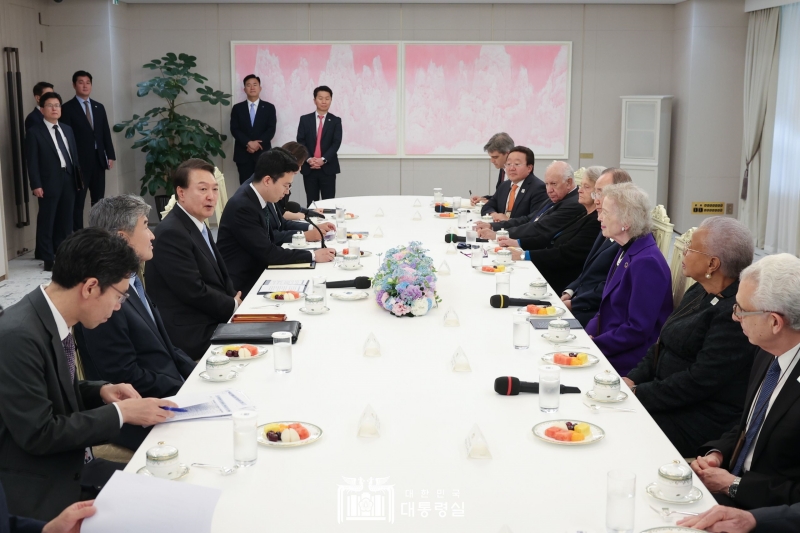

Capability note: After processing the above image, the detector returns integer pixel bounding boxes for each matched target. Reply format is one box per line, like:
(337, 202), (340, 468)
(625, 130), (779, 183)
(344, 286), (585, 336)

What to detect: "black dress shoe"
(43, 261), (54, 272)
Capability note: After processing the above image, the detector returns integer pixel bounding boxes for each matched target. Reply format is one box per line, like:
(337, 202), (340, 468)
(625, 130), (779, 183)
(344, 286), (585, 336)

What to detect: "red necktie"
(313, 115), (324, 158)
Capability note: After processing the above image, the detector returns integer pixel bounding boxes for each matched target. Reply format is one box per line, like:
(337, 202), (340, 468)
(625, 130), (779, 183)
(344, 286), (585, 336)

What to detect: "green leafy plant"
(114, 53), (231, 196)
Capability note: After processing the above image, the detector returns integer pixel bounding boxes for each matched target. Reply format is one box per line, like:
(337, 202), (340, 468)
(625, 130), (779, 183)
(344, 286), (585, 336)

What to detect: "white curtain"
(764, 2), (800, 255)
(739, 7), (780, 247)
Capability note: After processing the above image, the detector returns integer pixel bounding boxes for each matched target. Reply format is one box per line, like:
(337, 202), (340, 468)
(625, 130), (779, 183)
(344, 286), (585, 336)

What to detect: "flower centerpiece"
(373, 242), (440, 317)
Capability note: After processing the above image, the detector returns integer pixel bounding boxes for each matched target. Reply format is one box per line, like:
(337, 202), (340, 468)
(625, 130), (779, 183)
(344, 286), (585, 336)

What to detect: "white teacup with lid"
(481, 215), (493, 223)
(548, 319), (570, 341)
(593, 370), (621, 400)
(146, 441), (181, 479)
(656, 460), (694, 499)
(291, 231), (306, 247)
(496, 249), (513, 264)
(206, 354), (231, 380)
(528, 280), (548, 297)
(342, 254), (361, 270)
(496, 229), (510, 241)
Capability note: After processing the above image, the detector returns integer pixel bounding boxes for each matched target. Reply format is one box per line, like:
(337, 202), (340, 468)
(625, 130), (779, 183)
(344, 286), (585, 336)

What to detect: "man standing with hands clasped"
(297, 85), (342, 207)
(230, 74), (277, 185)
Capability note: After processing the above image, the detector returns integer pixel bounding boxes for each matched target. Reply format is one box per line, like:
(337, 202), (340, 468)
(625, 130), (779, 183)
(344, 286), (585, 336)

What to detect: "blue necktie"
(731, 357), (782, 475)
(201, 224), (216, 260)
(249, 102), (256, 127)
(533, 200), (554, 221)
(131, 275), (155, 323)
(52, 125), (74, 174)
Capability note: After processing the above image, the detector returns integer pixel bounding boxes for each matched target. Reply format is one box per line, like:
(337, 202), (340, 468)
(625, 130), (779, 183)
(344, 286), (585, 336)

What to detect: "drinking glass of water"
(606, 470), (636, 533)
(232, 410), (258, 467)
(272, 331), (293, 373)
(539, 365), (560, 413)
(335, 224), (347, 244)
(495, 271), (511, 295)
(513, 310), (530, 350)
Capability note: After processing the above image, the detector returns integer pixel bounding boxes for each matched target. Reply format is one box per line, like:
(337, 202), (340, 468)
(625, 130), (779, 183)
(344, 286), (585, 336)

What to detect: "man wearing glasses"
(693, 253), (800, 511)
(25, 92), (82, 272)
(478, 146), (546, 221)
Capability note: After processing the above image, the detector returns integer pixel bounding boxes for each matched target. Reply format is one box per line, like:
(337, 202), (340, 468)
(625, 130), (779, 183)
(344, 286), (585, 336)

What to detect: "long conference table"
(125, 195), (714, 531)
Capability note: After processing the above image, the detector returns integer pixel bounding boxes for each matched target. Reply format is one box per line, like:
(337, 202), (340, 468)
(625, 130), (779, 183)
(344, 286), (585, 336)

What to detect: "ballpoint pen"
(160, 406), (188, 413)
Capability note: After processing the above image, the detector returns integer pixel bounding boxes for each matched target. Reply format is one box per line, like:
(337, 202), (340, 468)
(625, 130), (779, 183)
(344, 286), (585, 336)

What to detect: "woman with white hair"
(624, 216), (758, 457)
(585, 183), (673, 375)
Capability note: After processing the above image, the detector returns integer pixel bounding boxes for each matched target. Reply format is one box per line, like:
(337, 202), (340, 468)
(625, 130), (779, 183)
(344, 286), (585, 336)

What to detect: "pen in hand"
(160, 406), (188, 413)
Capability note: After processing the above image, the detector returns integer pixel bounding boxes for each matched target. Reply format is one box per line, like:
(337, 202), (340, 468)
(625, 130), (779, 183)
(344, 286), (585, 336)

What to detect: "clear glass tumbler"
(272, 331), (293, 373)
(513, 310), (530, 350)
(495, 271), (511, 295)
(335, 224), (347, 244)
(312, 276), (327, 306)
(232, 410), (258, 467)
(606, 470), (636, 533)
(465, 230), (477, 245)
(471, 245), (483, 268)
(539, 365), (560, 413)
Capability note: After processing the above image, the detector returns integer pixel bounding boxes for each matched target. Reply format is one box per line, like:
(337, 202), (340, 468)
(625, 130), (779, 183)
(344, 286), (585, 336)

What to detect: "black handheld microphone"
(489, 295), (551, 308)
(326, 276), (372, 289)
(494, 376), (581, 396)
(445, 234), (489, 243)
(305, 210), (326, 219)
(285, 201), (327, 248)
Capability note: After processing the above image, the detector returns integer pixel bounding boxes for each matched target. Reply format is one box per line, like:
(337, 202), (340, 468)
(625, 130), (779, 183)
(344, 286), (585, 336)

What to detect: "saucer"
(330, 290), (369, 301)
(492, 260), (515, 267)
(137, 463), (190, 480)
(336, 263), (363, 271)
(586, 390), (628, 403)
(541, 332), (577, 343)
(299, 306), (330, 315)
(199, 370), (238, 382)
(286, 242), (316, 249)
(524, 291), (553, 298)
(645, 483), (703, 504)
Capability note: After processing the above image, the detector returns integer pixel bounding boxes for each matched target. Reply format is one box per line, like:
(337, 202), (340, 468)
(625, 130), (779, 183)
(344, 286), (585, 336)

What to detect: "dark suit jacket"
(481, 169), (507, 201)
(585, 234), (673, 376)
(59, 97), (115, 170)
(241, 177), (309, 245)
(494, 188), (585, 246)
(297, 112), (342, 176)
(527, 210), (600, 295)
(218, 184), (313, 296)
(0, 482), (44, 533)
(24, 108), (43, 132)
(144, 206), (237, 360)
(627, 281), (757, 457)
(25, 122), (80, 192)
(230, 99), (277, 164)
(481, 173), (546, 218)
(564, 234), (620, 326)
(700, 349), (800, 510)
(0, 289), (120, 520)
(752, 502), (800, 532)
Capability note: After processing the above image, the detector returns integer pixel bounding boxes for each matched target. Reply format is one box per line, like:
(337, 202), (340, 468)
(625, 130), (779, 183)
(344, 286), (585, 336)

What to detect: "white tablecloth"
(125, 196), (714, 532)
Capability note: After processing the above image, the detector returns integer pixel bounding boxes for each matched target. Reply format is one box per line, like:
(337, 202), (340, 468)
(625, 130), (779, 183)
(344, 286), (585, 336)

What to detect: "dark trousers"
(35, 169), (75, 262)
(303, 169), (336, 207)
(73, 155), (105, 230)
(236, 158), (257, 186)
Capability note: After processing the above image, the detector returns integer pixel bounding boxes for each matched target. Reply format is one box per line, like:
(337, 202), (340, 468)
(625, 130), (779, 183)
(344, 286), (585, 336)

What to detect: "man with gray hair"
(470, 132), (515, 206)
(74, 194), (196, 451)
(693, 253), (800, 511)
(475, 160), (585, 248)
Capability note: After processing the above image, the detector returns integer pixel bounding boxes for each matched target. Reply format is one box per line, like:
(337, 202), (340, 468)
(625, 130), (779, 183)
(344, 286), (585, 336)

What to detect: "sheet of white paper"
(81, 471), (221, 533)
(163, 389), (255, 423)
(164, 392), (211, 408)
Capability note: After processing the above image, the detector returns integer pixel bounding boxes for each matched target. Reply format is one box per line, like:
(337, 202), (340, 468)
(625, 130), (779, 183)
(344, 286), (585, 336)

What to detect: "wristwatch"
(728, 476), (742, 499)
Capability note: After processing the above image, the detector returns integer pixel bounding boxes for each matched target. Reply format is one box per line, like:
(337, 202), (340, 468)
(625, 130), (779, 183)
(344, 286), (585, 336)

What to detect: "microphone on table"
(445, 234), (489, 243)
(285, 201), (327, 248)
(489, 295), (551, 308)
(305, 210), (326, 219)
(326, 277), (372, 289)
(494, 376), (581, 396)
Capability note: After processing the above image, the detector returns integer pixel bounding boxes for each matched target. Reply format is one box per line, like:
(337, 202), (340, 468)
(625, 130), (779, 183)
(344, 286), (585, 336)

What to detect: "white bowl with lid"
(593, 370), (621, 400)
(656, 460), (694, 499)
(291, 232), (307, 247)
(146, 441), (182, 479)
(496, 229), (510, 240)
(548, 319), (570, 341)
(206, 354), (231, 380)
(528, 280), (548, 297)
(496, 249), (513, 264)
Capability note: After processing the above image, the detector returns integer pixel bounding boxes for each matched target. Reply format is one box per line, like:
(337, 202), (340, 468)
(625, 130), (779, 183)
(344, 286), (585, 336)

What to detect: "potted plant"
(114, 52), (231, 217)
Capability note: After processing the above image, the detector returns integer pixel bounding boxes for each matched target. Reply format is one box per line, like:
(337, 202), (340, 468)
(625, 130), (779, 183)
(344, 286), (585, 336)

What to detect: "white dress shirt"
(40, 285), (123, 427)
(742, 342), (800, 471)
(249, 183), (267, 209)
(45, 121), (72, 169)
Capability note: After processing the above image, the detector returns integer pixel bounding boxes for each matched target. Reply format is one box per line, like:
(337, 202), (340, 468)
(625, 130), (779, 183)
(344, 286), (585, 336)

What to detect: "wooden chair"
(651, 205), (674, 259)
(669, 227), (698, 309)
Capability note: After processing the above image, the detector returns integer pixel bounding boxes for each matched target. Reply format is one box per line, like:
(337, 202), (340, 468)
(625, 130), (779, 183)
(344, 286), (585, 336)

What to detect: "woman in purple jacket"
(586, 183), (673, 375)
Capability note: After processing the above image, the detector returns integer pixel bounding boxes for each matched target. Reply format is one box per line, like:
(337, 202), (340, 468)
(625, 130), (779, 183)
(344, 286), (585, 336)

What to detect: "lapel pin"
(624, 262), (629, 268)
(521, 189), (525, 194)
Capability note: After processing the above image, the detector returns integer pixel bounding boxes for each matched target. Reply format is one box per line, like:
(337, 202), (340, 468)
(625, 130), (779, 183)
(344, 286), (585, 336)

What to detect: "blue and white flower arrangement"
(373, 241), (440, 317)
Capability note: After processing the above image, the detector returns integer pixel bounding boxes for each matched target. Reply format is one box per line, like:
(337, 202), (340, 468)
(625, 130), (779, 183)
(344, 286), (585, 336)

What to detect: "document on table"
(163, 389), (255, 423)
(82, 471), (221, 533)
(257, 279), (310, 294)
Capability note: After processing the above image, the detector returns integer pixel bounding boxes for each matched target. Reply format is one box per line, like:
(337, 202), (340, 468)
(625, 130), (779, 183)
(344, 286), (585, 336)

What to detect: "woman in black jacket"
(624, 216), (758, 457)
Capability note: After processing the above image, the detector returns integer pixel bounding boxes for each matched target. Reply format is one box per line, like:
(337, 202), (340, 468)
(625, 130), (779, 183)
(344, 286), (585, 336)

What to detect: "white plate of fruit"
(257, 421), (323, 448)
(211, 344), (268, 359)
(532, 420), (605, 446)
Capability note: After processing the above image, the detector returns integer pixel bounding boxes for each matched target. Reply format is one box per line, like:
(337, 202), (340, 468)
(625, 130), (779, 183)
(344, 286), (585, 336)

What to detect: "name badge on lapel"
(521, 189), (525, 194)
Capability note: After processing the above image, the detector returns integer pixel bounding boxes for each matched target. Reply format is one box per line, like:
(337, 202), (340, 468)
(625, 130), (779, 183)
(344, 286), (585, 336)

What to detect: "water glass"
(466, 230), (477, 245)
(453, 196), (462, 210)
(513, 310), (530, 350)
(232, 410), (258, 467)
(335, 224), (347, 244)
(312, 276), (327, 306)
(433, 188), (443, 205)
(495, 271), (511, 296)
(335, 205), (345, 223)
(458, 209), (469, 228)
(539, 365), (560, 413)
(348, 242), (360, 259)
(606, 470), (636, 533)
(471, 245), (483, 268)
(272, 331), (293, 373)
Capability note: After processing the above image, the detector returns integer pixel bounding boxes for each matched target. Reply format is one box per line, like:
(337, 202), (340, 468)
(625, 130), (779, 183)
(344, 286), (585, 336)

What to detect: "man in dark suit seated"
(230, 74), (277, 185)
(296, 85), (342, 206)
(559, 168), (632, 325)
(693, 253), (800, 510)
(0, 229), (177, 520)
(476, 161), (585, 249)
(478, 146), (546, 221)
(0, 480), (97, 533)
(24, 81), (53, 132)
(59, 71), (116, 229)
(145, 159), (241, 361)
(218, 148), (336, 296)
(679, 501), (800, 532)
(26, 92), (82, 272)
(75, 195), (196, 450)
(470, 132), (514, 207)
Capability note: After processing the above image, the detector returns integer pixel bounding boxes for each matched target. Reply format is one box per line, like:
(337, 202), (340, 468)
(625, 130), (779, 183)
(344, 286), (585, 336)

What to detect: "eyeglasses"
(43, 104), (61, 109)
(503, 162), (527, 168)
(109, 284), (130, 304)
(591, 191), (604, 200)
(732, 302), (776, 320)
(682, 246), (715, 258)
